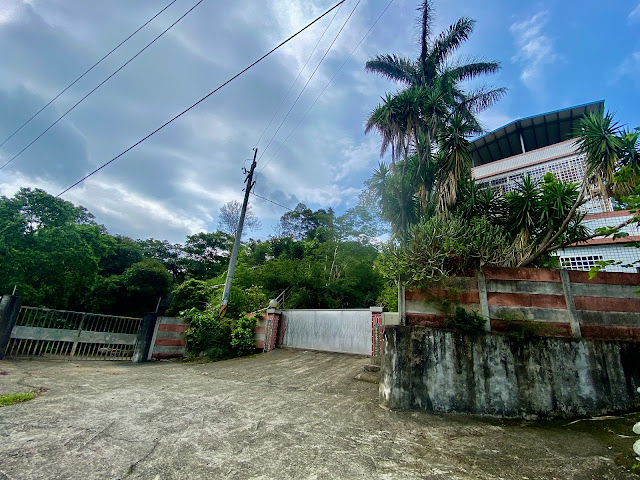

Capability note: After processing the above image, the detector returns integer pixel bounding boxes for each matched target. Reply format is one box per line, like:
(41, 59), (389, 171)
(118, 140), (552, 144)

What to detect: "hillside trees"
(0, 188), (174, 314)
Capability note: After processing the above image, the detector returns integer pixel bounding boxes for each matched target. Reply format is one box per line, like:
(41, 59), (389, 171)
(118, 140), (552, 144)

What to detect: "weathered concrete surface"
(0, 350), (636, 479)
(381, 326), (640, 418)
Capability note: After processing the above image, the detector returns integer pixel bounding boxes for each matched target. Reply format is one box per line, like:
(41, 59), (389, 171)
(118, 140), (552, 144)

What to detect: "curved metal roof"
(470, 100), (605, 167)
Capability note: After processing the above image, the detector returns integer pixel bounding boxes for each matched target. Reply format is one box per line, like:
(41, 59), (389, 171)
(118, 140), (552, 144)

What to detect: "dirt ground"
(0, 349), (637, 479)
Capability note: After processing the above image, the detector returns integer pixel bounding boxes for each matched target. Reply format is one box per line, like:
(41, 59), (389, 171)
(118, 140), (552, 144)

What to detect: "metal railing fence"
(6, 307), (143, 360)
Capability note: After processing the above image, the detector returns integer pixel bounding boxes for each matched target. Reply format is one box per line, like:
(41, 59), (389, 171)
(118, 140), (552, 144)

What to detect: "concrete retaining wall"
(407, 267), (640, 341)
(148, 316), (187, 360)
(380, 326), (640, 418)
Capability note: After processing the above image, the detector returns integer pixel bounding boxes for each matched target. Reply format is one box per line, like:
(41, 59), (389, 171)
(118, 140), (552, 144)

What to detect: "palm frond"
(448, 60), (501, 82)
(365, 54), (417, 85)
(459, 86), (507, 114)
(430, 17), (475, 67)
(574, 111), (623, 196)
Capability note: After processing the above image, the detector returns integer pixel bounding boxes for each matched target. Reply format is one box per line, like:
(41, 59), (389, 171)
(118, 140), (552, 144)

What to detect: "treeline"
(0, 188), (389, 318)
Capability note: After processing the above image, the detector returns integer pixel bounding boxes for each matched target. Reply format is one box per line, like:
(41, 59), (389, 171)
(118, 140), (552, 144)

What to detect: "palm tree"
(365, 1), (505, 117)
(435, 110), (481, 211)
(365, 1), (505, 216)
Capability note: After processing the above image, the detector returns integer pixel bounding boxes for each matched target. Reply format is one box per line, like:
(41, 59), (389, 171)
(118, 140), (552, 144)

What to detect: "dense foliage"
(231, 315), (258, 356)
(0, 189), (386, 318)
(182, 308), (233, 360)
(0, 188), (171, 314)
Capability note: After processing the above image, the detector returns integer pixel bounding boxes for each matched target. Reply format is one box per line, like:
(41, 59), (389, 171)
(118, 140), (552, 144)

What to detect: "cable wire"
(0, 0), (179, 150)
(253, 3), (342, 150)
(257, 0), (362, 164)
(258, 0), (394, 175)
(250, 191), (294, 211)
(56, 0), (346, 197)
(0, 0), (205, 173)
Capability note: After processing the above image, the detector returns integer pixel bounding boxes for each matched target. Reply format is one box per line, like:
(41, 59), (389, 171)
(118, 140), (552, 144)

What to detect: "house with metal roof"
(469, 101), (639, 273)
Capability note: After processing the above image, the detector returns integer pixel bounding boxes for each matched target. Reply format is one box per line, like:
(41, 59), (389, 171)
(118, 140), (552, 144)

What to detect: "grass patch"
(0, 391), (36, 407)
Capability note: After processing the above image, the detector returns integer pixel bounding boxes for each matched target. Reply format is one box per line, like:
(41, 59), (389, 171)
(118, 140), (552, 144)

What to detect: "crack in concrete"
(125, 438), (159, 477)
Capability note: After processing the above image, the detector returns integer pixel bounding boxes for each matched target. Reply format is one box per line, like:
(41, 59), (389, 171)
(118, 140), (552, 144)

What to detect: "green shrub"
(182, 308), (233, 360)
(231, 315), (257, 356)
(445, 306), (486, 333)
(167, 279), (214, 316)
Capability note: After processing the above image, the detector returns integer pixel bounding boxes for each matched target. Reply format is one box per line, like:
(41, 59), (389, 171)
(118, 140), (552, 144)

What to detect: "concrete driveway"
(0, 349), (636, 479)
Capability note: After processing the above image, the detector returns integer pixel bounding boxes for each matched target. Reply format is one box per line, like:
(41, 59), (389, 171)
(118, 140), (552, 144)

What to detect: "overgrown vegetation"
(0, 188), (386, 317)
(444, 307), (486, 333)
(182, 308), (258, 359)
(182, 308), (233, 360)
(231, 315), (258, 356)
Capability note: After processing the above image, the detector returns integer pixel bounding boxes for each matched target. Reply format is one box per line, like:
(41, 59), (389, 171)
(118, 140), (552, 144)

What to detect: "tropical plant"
(519, 112), (640, 267)
(375, 214), (516, 285)
(364, 1), (505, 235)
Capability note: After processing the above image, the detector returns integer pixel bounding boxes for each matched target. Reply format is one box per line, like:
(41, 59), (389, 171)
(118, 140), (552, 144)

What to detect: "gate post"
(264, 309), (281, 352)
(0, 295), (22, 360)
(133, 313), (158, 363)
(370, 307), (383, 357)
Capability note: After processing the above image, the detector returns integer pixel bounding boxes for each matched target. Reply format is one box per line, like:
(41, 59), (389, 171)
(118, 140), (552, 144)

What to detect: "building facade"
(470, 101), (639, 273)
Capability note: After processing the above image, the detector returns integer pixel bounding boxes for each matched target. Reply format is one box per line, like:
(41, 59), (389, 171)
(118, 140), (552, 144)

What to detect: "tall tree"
(218, 200), (261, 239)
(364, 0), (505, 233)
(181, 231), (233, 279)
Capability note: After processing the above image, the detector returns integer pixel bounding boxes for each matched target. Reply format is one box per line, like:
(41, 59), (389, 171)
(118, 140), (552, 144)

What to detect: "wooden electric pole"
(219, 148), (257, 318)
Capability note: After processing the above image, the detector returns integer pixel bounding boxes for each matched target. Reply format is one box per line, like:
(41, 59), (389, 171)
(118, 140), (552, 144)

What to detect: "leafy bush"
(167, 279), (213, 316)
(182, 308), (233, 360)
(444, 307), (486, 333)
(231, 315), (257, 356)
(376, 214), (516, 286)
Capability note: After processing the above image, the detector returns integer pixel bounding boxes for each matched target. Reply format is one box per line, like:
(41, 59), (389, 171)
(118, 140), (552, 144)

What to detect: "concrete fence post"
(476, 270), (491, 332)
(0, 295), (22, 360)
(398, 278), (406, 326)
(560, 269), (582, 338)
(132, 312), (158, 363)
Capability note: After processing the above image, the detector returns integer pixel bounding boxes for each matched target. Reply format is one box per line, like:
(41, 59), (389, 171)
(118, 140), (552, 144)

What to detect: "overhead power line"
(56, 0), (347, 198)
(0, 0), (205, 173)
(254, 3), (342, 150)
(258, 0), (395, 175)
(257, 0), (362, 165)
(251, 191), (294, 211)
(0, 0), (179, 150)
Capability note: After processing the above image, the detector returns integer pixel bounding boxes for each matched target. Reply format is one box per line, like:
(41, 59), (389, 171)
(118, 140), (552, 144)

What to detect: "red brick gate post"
(370, 307), (383, 357)
(264, 308), (281, 352)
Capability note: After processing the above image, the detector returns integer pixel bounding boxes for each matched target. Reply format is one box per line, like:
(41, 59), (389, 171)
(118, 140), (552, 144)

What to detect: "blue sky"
(0, 0), (638, 243)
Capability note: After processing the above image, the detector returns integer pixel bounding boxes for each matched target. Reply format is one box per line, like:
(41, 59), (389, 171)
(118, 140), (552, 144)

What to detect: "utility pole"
(219, 148), (257, 318)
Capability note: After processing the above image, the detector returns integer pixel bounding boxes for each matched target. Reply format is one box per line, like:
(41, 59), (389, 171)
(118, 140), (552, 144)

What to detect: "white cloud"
(331, 136), (379, 181)
(614, 51), (640, 85)
(0, 0), (413, 243)
(509, 11), (558, 90)
(0, 0), (22, 27)
(629, 2), (640, 21)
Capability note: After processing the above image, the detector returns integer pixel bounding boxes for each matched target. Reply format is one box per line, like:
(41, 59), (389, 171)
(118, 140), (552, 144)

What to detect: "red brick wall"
(406, 267), (640, 341)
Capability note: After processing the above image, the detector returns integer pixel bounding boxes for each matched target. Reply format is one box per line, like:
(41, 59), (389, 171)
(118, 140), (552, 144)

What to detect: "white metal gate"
(278, 309), (372, 355)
